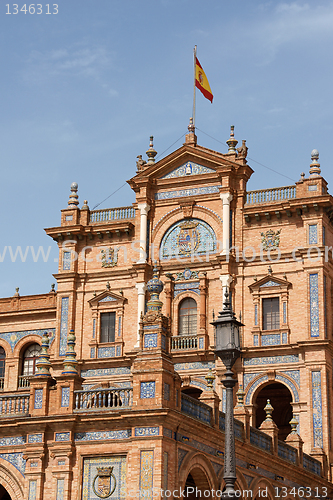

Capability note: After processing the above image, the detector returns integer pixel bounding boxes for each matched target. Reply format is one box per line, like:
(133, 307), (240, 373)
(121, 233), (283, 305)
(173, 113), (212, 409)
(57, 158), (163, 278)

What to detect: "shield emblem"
(92, 467), (116, 498)
(101, 247), (118, 268)
(261, 229), (281, 250)
(177, 221), (200, 256)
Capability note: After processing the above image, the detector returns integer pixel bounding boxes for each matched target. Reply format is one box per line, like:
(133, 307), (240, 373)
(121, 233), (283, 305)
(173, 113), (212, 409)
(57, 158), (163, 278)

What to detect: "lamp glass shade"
(215, 321), (240, 352)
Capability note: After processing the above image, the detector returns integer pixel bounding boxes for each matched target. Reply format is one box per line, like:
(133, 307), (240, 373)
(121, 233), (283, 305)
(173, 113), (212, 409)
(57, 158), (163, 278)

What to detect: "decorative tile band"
(174, 361), (215, 371)
(253, 335), (259, 346)
(0, 453), (26, 476)
(55, 432), (70, 442)
(62, 251), (71, 271)
(34, 389), (43, 409)
(282, 332), (288, 344)
(97, 346), (115, 358)
(244, 373), (263, 389)
(254, 304), (258, 326)
(275, 374), (299, 402)
(92, 318), (96, 339)
(0, 328), (55, 352)
(134, 427), (159, 437)
(261, 334), (281, 346)
(61, 387), (70, 408)
(246, 375), (269, 405)
(56, 479), (65, 500)
(28, 480), (37, 500)
(28, 434), (42, 444)
(59, 297), (69, 356)
(0, 436), (26, 446)
(118, 316), (122, 336)
(281, 370), (300, 387)
(309, 224), (318, 245)
(244, 355), (298, 366)
(309, 274), (319, 337)
(155, 185), (220, 201)
(312, 371), (323, 448)
(81, 367), (131, 377)
(90, 347), (95, 358)
(144, 333), (158, 348)
(140, 450), (154, 499)
(161, 161), (215, 179)
(75, 429), (131, 442)
(140, 381), (155, 399)
(283, 302), (287, 324)
(163, 451), (168, 492)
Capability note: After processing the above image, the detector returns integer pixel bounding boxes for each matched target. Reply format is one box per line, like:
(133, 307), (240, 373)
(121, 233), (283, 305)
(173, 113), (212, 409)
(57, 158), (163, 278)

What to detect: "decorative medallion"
(175, 268), (199, 281)
(260, 229), (281, 250)
(161, 218), (216, 259)
(93, 467), (116, 498)
(101, 248), (118, 268)
(177, 220), (200, 255)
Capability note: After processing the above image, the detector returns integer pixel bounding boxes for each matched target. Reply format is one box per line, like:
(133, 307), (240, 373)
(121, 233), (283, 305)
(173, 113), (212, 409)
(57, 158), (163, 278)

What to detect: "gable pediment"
(88, 290), (126, 307)
(160, 161), (216, 179)
(249, 275), (291, 292)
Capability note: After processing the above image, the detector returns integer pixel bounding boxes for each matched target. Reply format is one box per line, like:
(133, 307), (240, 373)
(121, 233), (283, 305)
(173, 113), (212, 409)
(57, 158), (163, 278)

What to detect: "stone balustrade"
(18, 375), (32, 388)
(0, 393), (29, 416)
(90, 206), (135, 223)
(246, 186), (296, 205)
(74, 387), (132, 411)
(181, 393), (212, 425)
(171, 335), (198, 350)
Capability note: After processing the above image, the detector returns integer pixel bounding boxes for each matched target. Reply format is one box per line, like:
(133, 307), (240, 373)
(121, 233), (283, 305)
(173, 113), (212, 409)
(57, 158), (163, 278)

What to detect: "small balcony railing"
(0, 394), (29, 416)
(246, 186), (296, 205)
(18, 375), (33, 388)
(171, 335), (197, 350)
(74, 387), (132, 412)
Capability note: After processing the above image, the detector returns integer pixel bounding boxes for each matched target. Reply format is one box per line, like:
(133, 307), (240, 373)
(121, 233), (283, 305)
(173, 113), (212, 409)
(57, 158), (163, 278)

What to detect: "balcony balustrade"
(246, 186), (296, 205)
(74, 387), (132, 412)
(0, 394), (29, 416)
(90, 206), (135, 223)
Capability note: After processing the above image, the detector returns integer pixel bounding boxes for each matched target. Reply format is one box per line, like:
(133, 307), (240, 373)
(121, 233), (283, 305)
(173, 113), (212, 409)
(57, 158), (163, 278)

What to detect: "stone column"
(199, 272), (207, 333)
(137, 202), (150, 263)
(135, 283), (146, 345)
(220, 192), (233, 254)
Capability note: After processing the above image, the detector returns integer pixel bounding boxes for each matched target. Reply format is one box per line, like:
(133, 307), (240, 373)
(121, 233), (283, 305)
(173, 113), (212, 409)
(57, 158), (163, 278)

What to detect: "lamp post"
(211, 290), (243, 499)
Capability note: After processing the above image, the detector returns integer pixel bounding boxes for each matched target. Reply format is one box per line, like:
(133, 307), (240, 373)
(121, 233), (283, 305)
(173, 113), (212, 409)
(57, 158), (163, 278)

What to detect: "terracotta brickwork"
(0, 129), (332, 498)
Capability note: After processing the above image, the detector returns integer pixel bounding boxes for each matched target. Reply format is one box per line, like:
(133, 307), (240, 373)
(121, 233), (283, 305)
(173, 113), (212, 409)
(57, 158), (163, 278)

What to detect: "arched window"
(179, 298), (197, 336)
(22, 344), (41, 376)
(0, 347), (5, 384)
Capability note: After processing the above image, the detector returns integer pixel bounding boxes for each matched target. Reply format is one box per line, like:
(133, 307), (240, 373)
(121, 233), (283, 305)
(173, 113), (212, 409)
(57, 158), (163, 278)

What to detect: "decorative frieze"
(244, 355), (298, 366)
(134, 427), (159, 437)
(59, 297), (69, 356)
(155, 185), (220, 201)
(75, 430), (131, 442)
(161, 161), (215, 179)
(140, 450), (154, 499)
(0, 328), (55, 352)
(312, 371), (323, 448)
(309, 274), (319, 337)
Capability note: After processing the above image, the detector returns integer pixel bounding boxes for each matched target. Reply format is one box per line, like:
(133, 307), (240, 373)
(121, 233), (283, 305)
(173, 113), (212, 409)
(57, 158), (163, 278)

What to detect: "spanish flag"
(195, 57), (213, 103)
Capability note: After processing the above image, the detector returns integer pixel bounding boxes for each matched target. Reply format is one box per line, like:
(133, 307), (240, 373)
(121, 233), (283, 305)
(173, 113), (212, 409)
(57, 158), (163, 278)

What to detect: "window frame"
(178, 297), (198, 336)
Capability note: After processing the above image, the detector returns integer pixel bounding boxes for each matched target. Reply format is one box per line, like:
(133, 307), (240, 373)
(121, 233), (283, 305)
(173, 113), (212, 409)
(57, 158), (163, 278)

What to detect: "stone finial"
(268, 265), (272, 275)
(68, 182), (79, 208)
(82, 200), (89, 210)
(14, 287), (20, 297)
(35, 332), (52, 377)
(62, 329), (78, 375)
(264, 399), (274, 421)
(106, 281), (111, 291)
(146, 136), (157, 165)
(185, 117), (197, 146)
(236, 385), (245, 407)
(50, 284), (56, 293)
(226, 125), (238, 154)
(289, 415), (299, 434)
(146, 266), (164, 313)
(205, 369), (215, 390)
(300, 172), (305, 182)
(309, 149), (321, 177)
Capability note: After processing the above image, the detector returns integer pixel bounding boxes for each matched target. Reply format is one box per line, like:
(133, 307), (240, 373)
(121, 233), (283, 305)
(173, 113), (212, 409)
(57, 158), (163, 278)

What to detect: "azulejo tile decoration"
(174, 281), (200, 297)
(0, 453), (26, 475)
(82, 455), (126, 500)
(116, 345), (121, 356)
(163, 452), (168, 491)
(0, 436), (26, 446)
(211, 461), (223, 477)
(155, 185), (220, 201)
(90, 347), (95, 359)
(260, 280), (281, 287)
(118, 316), (122, 336)
(28, 434), (42, 444)
(312, 371), (323, 448)
(99, 295), (117, 302)
(309, 274), (319, 337)
(75, 430), (131, 442)
(161, 161), (215, 179)
(254, 304), (258, 325)
(245, 375), (269, 405)
(175, 268), (199, 281)
(174, 361), (215, 371)
(199, 337), (204, 349)
(164, 383), (170, 401)
(97, 346), (115, 358)
(244, 355), (299, 366)
(244, 373), (263, 389)
(281, 370), (300, 387)
(28, 480), (37, 500)
(134, 427), (159, 437)
(0, 328), (55, 352)
(140, 381), (155, 399)
(58, 460), (66, 465)
(30, 462), (38, 468)
(283, 302), (287, 323)
(282, 332), (288, 344)
(61, 387), (70, 407)
(34, 389), (43, 409)
(81, 367), (131, 377)
(261, 334), (281, 346)
(163, 428), (173, 439)
(161, 218), (217, 260)
(56, 479), (65, 500)
(253, 335), (259, 346)
(309, 224), (318, 244)
(275, 374), (299, 402)
(62, 251), (71, 271)
(59, 297), (69, 356)
(55, 432), (70, 442)
(140, 450), (154, 499)
(178, 449), (189, 470)
(144, 333), (158, 348)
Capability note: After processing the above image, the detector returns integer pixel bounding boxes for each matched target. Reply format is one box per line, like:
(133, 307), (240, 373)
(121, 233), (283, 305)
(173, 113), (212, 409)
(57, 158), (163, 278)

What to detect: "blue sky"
(1, 0), (333, 296)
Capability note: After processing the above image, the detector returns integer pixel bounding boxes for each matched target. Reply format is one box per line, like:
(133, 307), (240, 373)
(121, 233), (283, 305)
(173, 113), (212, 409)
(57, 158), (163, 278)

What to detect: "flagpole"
(192, 45), (197, 128)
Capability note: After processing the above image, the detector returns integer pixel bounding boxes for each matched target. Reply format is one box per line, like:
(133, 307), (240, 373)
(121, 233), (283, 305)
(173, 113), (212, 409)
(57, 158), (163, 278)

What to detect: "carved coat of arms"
(101, 248), (118, 268)
(177, 221), (200, 256)
(92, 467), (116, 498)
(260, 229), (281, 250)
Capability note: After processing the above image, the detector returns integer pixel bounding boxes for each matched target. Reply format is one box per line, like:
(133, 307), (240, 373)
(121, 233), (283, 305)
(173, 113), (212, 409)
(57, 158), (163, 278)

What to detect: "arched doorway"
(0, 484), (12, 500)
(185, 467), (212, 499)
(255, 382), (292, 440)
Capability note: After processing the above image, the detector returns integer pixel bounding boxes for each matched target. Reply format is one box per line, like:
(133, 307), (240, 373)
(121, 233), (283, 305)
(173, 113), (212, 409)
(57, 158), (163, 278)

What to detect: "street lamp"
(211, 289), (243, 499)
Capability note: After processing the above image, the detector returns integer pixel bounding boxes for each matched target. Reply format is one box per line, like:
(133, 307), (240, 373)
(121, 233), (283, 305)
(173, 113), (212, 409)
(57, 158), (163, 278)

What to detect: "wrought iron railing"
(0, 394), (29, 416)
(303, 453), (321, 476)
(90, 207), (135, 223)
(246, 186), (296, 205)
(181, 393), (212, 425)
(74, 388), (132, 411)
(171, 335), (198, 350)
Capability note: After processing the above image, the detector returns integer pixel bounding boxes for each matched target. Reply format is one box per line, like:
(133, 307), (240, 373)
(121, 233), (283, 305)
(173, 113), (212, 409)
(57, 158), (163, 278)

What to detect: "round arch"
(245, 373), (299, 406)
(13, 335), (42, 358)
(217, 468), (248, 498)
(250, 477), (276, 500)
(172, 291), (199, 337)
(179, 451), (218, 496)
(0, 459), (25, 500)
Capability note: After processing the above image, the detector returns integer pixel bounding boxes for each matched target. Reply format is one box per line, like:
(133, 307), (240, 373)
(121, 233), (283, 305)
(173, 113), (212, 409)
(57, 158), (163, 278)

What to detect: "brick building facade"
(0, 122), (332, 499)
